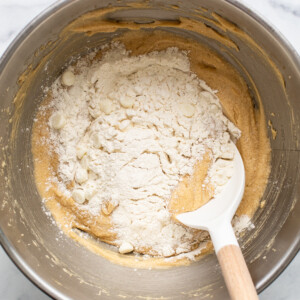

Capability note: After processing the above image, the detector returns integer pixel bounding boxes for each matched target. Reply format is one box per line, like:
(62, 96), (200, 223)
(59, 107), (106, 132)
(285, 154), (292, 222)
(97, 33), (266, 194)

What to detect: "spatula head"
(176, 143), (245, 231)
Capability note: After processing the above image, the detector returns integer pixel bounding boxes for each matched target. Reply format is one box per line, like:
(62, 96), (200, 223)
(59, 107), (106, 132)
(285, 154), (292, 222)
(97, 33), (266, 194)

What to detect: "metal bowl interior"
(0, 0), (300, 299)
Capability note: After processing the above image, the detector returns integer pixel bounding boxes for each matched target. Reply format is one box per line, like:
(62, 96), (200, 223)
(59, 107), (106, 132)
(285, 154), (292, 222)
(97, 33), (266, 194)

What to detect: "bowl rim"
(0, 0), (299, 299)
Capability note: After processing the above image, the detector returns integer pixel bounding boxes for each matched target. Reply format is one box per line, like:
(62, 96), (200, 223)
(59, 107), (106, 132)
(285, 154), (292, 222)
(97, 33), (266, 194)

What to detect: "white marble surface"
(0, 0), (299, 299)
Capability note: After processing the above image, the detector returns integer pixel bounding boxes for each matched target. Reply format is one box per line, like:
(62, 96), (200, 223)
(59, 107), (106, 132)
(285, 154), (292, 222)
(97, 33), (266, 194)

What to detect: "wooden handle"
(217, 245), (258, 300)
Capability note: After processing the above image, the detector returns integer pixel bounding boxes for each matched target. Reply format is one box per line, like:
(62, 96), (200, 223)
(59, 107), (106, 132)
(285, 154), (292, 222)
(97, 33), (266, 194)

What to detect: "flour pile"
(46, 42), (241, 257)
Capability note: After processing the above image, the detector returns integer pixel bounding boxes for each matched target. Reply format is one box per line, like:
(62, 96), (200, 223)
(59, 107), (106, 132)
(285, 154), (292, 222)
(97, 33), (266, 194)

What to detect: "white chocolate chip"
(100, 99), (113, 114)
(120, 96), (134, 108)
(80, 155), (89, 169)
(75, 168), (88, 184)
(61, 70), (75, 87)
(72, 189), (85, 204)
(76, 144), (87, 159)
(119, 241), (134, 254)
(125, 109), (135, 118)
(179, 103), (195, 118)
(91, 133), (102, 148)
(50, 112), (66, 130)
(118, 119), (131, 131)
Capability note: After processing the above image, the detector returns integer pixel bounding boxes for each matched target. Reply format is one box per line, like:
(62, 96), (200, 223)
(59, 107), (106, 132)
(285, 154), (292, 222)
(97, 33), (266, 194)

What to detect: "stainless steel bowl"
(0, 1), (299, 299)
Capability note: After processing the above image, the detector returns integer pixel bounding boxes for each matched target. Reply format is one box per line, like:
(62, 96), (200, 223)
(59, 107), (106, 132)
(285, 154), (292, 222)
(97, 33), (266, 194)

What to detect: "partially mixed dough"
(32, 30), (270, 263)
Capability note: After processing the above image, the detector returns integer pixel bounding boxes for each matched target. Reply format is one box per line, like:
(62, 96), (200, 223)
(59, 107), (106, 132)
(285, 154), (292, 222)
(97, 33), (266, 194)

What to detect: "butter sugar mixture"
(33, 30), (270, 265)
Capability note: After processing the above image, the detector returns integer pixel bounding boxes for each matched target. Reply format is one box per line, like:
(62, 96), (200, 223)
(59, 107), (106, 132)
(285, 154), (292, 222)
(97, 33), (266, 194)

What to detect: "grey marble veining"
(241, 0), (300, 53)
(0, 0), (299, 299)
(0, 248), (49, 300)
(271, 0), (300, 17)
(0, 0), (55, 55)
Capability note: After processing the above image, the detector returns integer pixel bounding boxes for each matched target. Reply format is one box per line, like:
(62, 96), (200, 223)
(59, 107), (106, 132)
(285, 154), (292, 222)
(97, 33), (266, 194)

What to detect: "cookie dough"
(32, 28), (270, 267)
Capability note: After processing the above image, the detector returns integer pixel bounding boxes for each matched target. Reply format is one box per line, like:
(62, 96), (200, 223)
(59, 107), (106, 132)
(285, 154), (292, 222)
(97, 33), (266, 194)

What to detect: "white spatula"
(176, 143), (258, 300)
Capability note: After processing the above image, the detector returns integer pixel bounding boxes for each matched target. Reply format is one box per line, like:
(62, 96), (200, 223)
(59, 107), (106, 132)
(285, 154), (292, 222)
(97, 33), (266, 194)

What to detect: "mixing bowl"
(0, 0), (299, 299)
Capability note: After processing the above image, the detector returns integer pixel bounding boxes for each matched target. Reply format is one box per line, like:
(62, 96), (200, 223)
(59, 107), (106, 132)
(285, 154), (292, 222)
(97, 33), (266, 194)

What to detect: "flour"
(46, 42), (242, 257)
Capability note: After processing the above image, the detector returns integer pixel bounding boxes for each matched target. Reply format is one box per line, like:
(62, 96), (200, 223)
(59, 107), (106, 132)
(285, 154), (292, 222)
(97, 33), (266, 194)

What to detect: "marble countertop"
(0, 0), (299, 299)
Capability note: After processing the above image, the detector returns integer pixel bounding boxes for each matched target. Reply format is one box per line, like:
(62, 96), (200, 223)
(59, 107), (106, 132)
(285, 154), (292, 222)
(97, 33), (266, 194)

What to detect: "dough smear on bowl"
(32, 30), (270, 267)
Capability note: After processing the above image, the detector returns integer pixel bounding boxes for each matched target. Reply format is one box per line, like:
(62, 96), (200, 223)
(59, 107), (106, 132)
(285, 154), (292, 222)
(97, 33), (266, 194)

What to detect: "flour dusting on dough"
(38, 42), (240, 257)
(32, 30), (270, 266)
